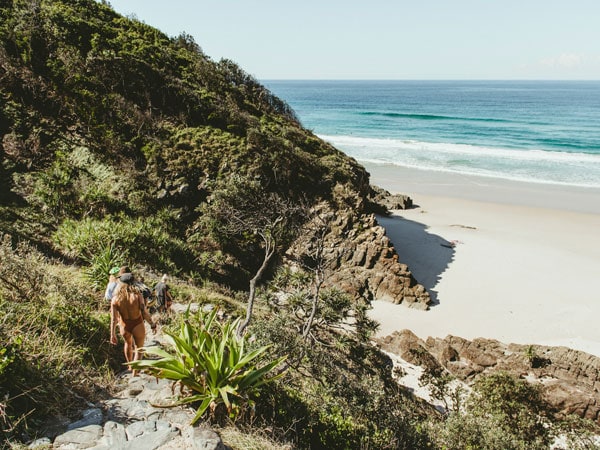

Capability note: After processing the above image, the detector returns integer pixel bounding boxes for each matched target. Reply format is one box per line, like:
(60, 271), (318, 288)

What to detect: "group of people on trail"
(106, 267), (173, 375)
(105, 267), (173, 312)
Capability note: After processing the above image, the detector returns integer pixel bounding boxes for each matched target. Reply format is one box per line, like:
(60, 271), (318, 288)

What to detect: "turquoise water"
(264, 80), (600, 188)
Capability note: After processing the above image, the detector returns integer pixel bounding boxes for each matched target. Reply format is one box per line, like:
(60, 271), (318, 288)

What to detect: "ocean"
(263, 80), (600, 188)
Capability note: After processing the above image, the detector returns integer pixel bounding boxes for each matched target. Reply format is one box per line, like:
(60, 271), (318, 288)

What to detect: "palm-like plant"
(128, 308), (286, 424)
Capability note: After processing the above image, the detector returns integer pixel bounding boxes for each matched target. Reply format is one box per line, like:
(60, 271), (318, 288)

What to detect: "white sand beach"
(365, 163), (600, 357)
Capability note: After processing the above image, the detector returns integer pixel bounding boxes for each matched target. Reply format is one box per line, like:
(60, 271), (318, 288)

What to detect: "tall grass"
(52, 212), (190, 285)
(0, 234), (120, 443)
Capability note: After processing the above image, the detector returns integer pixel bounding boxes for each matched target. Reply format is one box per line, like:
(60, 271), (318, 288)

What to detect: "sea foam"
(320, 134), (600, 188)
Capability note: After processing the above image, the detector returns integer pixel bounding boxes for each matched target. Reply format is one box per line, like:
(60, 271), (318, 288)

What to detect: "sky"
(106, 0), (600, 80)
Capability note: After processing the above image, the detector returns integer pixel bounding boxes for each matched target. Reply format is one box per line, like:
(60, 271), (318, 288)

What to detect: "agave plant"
(128, 308), (286, 424)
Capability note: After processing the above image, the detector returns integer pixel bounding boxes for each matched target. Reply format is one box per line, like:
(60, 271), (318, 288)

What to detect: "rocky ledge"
(286, 194), (430, 310)
(377, 329), (600, 424)
(369, 185), (414, 210)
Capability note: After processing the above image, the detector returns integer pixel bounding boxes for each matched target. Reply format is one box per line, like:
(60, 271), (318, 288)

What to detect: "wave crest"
(358, 111), (513, 124)
(319, 134), (600, 188)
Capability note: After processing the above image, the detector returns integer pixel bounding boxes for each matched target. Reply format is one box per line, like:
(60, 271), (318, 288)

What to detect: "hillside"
(0, 0), (358, 265)
(0, 0), (432, 446)
(2, 1), (598, 448)
(0, 0), (430, 303)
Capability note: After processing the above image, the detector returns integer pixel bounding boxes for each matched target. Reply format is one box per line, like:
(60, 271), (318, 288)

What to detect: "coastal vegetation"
(1, 0), (598, 448)
(128, 308), (288, 426)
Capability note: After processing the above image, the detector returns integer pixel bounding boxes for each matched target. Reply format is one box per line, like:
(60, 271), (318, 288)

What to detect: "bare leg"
(130, 323), (146, 376)
(122, 332), (134, 363)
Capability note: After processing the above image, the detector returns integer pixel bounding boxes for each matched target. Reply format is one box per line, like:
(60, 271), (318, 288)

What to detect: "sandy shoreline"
(364, 163), (600, 357)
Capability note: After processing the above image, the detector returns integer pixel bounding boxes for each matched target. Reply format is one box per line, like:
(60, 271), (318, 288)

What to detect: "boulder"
(369, 185), (414, 210)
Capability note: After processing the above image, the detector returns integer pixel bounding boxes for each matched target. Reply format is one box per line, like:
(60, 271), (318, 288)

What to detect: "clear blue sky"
(106, 0), (600, 80)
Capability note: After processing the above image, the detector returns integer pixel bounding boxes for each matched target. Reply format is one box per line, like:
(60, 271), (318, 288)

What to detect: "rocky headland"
(378, 329), (600, 425)
(286, 192), (430, 310)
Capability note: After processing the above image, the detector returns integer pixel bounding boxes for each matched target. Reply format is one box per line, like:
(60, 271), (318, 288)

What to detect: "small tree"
(201, 176), (305, 336)
(295, 212), (331, 340)
(419, 365), (465, 415)
(291, 209), (378, 343)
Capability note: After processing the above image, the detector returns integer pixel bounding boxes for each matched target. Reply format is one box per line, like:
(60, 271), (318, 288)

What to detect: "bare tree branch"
(201, 176), (306, 337)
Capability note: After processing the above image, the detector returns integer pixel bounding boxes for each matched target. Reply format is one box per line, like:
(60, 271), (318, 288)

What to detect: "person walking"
(134, 275), (153, 307)
(104, 266), (120, 302)
(110, 272), (157, 375)
(153, 274), (173, 313)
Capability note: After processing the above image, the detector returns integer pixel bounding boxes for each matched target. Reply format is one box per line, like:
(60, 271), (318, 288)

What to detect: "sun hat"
(119, 273), (135, 284)
(109, 266), (120, 275)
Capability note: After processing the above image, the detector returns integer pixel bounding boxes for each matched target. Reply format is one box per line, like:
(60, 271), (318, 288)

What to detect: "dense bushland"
(1, 0), (372, 294)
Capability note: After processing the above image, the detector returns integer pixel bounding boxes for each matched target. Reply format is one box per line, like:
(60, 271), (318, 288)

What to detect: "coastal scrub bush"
(469, 372), (552, 443)
(427, 372), (555, 449)
(248, 258), (425, 448)
(53, 211), (190, 276)
(129, 308), (287, 425)
(250, 313), (432, 449)
(25, 146), (130, 220)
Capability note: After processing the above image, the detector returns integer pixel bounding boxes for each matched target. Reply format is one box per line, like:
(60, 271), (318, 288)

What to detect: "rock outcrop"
(369, 185), (414, 210)
(286, 195), (430, 310)
(377, 330), (600, 424)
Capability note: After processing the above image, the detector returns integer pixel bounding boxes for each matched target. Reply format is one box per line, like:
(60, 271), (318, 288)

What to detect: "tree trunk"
(237, 236), (275, 337)
(303, 269), (323, 339)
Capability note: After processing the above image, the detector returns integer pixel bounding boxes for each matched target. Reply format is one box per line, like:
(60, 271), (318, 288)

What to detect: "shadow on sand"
(376, 212), (455, 306)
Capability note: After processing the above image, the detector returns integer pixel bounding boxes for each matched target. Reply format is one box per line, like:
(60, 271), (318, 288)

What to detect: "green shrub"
(27, 146), (129, 220)
(83, 242), (126, 291)
(468, 372), (552, 444)
(428, 372), (555, 450)
(129, 308), (287, 425)
(251, 313), (432, 449)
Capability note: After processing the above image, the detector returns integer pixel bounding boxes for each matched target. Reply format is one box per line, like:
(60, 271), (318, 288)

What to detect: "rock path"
(30, 305), (230, 450)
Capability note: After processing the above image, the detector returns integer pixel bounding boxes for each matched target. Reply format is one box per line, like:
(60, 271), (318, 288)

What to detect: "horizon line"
(260, 78), (600, 82)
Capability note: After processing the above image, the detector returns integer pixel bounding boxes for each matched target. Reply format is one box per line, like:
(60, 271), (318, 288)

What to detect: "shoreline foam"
(365, 163), (600, 357)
